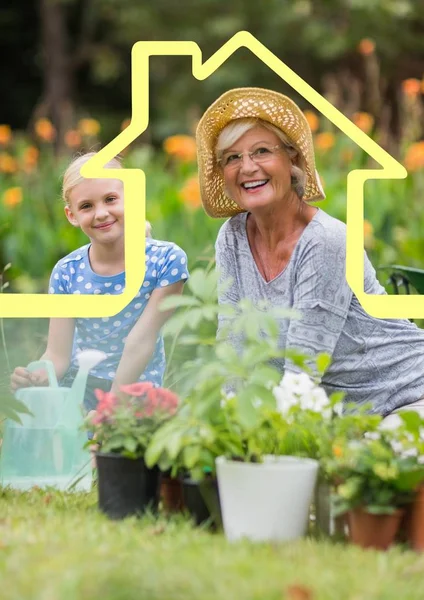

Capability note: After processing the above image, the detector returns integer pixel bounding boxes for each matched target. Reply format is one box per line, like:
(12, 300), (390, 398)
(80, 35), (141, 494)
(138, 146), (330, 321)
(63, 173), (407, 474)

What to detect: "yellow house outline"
(2, 31), (414, 318)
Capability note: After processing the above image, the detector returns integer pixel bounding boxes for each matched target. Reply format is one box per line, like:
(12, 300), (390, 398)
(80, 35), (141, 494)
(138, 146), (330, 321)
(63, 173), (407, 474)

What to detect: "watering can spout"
(62, 350), (107, 428)
(71, 349), (108, 399)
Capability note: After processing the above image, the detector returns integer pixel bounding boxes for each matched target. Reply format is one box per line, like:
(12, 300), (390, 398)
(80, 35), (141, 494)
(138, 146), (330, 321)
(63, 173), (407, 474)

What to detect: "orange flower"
(0, 153), (18, 174)
(22, 146), (39, 173)
(3, 187), (23, 207)
(179, 175), (201, 209)
(358, 38), (375, 56)
(352, 112), (374, 134)
(286, 584), (313, 600)
(163, 135), (197, 162)
(303, 110), (319, 133)
(78, 118), (101, 137)
(64, 129), (82, 148)
(402, 78), (421, 98)
(121, 118), (131, 131)
(315, 132), (335, 152)
(35, 118), (56, 142)
(364, 220), (374, 248)
(364, 220), (375, 250)
(0, 125), (12, 145)
(341, 148), (354, 163)
(404, 141), (424, 172)
(332, 444), (343, 458)
(24, 146), (39, 165)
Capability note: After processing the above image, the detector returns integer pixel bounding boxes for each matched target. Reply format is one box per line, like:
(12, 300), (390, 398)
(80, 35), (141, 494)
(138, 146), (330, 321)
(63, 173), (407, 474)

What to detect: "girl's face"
(221, 125), (294, 214)
(65, 178), (124, 246)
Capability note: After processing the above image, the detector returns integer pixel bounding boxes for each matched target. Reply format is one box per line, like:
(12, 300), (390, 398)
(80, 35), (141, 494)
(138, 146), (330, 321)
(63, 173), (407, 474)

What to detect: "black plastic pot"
(182, 477), (222, 529)
(96, 452), (161, 520)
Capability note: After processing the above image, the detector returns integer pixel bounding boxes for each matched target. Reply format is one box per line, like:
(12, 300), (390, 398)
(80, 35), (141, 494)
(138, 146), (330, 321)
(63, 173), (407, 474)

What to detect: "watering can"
(0, 349), (107, 491)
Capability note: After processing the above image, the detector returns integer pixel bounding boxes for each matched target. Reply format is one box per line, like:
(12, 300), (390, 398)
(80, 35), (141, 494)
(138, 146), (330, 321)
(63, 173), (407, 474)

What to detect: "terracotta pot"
(160, 476), (185, 513)
(348, 507), (404, 550)
(407, 485), (424, 552)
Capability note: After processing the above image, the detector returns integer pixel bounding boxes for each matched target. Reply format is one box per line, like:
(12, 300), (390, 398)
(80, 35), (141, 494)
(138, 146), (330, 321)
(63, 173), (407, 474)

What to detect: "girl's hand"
(10, 367), (49, 391)
(10, 367), (32, 392)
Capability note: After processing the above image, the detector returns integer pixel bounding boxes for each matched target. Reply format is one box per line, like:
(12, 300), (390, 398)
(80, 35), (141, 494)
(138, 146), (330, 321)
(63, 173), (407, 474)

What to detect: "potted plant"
(214, 369), (348, 543)
(215, 403), (320, 543)
(324, 418), (424, 550)
(382, 411), (424, 552)
(84, 382), (178, 520)
(145, 396), (243, 527)
(154, 268), (338, 541)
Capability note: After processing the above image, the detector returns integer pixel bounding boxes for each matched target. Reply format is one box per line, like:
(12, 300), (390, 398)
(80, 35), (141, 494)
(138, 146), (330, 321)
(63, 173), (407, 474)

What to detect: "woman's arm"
(11, 318), (75, 390)
(284, 228), (353, 378)
(215, 223), (240, 342)
(111, 281), (184, 392)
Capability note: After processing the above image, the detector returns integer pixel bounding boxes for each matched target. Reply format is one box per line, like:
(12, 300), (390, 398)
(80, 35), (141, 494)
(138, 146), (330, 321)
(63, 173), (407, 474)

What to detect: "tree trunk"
(32, 0), (75, 152)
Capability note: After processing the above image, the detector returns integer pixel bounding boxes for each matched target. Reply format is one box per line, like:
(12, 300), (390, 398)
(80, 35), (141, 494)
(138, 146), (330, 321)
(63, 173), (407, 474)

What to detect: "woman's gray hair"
(215, 117), (306, 199)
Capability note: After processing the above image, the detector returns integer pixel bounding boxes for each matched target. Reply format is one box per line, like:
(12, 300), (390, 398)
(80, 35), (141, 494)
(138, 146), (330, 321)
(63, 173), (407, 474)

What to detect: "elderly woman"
(196, 87), (424, 420)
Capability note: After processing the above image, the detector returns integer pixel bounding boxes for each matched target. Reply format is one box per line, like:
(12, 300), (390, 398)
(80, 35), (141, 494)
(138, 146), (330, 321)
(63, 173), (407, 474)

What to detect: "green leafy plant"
(145, 397), (245, 481)
(147, 268), (337, 479)
(161, 268), (308, 429)
(0, 262), (32, 424)
(325, 414), (424, 515)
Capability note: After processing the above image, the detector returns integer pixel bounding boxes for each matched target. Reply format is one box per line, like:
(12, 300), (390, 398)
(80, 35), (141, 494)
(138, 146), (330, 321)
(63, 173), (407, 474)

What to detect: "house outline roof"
(8, 31), (412, 318)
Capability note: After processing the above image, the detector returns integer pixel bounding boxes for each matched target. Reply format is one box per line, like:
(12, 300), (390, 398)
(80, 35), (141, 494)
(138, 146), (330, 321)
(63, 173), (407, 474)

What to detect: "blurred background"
(1, 0), (424, 377)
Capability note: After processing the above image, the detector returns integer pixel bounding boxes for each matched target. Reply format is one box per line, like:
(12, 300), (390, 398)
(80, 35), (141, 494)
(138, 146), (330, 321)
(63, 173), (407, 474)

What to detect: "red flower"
(151, 388), (179, 415)
(93, 389), (118, 423)
(117, 383), (180, 419)
(120, 382), (155, 397)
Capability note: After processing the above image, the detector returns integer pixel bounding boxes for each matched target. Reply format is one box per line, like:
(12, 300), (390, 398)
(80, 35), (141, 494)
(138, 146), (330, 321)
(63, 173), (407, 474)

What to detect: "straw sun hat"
(196, 87), (325, 218)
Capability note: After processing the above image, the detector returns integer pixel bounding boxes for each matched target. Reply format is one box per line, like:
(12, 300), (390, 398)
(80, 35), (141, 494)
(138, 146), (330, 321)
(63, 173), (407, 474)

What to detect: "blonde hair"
(62, 152), (151, 236)
(215, 118), (307, 200)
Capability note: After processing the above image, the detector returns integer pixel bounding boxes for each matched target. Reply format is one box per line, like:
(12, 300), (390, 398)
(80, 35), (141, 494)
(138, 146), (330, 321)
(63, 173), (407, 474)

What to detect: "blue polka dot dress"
(48, 238), (189, 385)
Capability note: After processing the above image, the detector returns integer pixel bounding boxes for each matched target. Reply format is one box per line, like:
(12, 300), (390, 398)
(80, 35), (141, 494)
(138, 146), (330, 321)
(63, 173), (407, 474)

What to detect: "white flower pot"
(216, 455), (319, 542)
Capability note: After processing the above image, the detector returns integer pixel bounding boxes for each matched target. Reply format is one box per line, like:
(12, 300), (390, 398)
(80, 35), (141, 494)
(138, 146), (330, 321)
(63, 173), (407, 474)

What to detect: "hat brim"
(196, 87), (325, 218)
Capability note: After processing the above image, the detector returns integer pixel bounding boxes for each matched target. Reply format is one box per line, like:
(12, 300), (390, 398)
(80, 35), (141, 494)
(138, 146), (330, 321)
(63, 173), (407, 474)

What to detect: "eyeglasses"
(219, 144), (283, 170)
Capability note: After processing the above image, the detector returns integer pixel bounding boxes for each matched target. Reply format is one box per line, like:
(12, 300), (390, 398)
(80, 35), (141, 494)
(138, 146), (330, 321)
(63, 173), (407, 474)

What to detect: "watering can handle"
(26, 360), (59, 388)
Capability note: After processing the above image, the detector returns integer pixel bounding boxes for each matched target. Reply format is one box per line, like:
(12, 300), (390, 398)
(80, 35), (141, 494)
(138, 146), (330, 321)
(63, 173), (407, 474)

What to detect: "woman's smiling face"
(221, 125), (294, 213)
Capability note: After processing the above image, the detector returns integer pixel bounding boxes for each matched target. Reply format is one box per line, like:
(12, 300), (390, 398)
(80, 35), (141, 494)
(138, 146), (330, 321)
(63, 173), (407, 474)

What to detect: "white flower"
(364, 431), (381, 441)
(347, 440), (362, 451)
(283, 371), (315, 395)
(379, 414), (403, 431)
(273, 371), (330, 418)
(333, 402), (343, 417)
(273, 386), (296, 416)
(390, 439), (418, 459)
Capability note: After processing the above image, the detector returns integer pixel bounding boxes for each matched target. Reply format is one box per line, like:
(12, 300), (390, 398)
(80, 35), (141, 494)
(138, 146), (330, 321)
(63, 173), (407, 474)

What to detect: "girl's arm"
(111, 281), (184, 393)
(41, 318), (75, 379)
(11, 318), (75, 390)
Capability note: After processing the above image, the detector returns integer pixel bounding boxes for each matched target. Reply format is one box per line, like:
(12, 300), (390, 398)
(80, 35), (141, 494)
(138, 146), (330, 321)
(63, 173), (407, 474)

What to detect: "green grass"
(1, 488), (424, 600)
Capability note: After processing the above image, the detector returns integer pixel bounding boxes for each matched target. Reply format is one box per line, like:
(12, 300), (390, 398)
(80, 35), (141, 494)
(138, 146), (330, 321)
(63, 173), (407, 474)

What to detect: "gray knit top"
(215, 208), (424, 416)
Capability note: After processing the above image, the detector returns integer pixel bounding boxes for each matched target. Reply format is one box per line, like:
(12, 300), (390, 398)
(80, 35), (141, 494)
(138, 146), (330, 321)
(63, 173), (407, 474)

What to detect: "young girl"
(11, 152), (189, 409)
